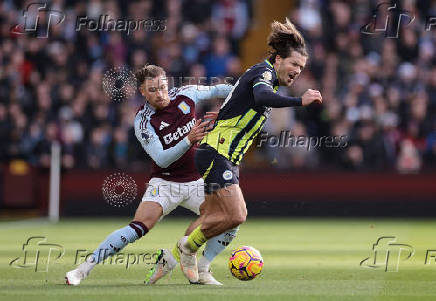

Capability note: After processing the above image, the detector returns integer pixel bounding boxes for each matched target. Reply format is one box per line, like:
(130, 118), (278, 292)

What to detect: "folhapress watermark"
(361, 2), (436, 38)
(256, 131), (348, 151)
(75, 15), (166, 35)
(75, 249), (159, 270)
(10, 236), (160, 272)
(11, 2), (166, 38)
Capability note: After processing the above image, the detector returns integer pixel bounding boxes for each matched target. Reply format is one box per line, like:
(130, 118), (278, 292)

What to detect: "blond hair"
(135, 64), (166, 85)
(267, 18), (307, 62)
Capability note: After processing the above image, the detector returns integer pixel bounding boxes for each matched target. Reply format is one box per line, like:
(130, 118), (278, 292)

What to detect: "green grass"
(2, 217), (436, 300)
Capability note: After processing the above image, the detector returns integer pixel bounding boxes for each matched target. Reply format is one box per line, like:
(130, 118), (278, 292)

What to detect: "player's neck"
(272, 61), (279, 71)
(145, 100), (159, 111)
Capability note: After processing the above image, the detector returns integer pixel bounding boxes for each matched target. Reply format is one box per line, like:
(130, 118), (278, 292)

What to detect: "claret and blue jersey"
(134, 84), (232, 182)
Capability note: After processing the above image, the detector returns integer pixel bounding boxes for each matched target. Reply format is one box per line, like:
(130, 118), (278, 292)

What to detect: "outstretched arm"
(253, 83), (302, 107)
(178, 84), (233, 104)
(253, 83), (322, 107)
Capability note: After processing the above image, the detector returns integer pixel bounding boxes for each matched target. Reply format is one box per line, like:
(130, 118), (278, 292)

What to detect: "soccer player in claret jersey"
(175, 18), (323, 283)
(65, 64), (237, 286)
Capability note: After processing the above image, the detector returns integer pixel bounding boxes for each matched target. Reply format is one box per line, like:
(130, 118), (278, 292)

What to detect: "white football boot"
(144, 249), (177, 285)
(65, 269), (87, 286)
(198, 270), (223, 285)
(177, 237), (199, 283)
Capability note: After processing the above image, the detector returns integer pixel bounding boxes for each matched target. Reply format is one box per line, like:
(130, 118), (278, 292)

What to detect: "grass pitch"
(1, 217), (436, 300)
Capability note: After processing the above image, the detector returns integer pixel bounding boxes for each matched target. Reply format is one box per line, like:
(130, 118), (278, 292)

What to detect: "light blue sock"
(77, 222), (148, 274)
(198, 227), (239, 271)
(90, 225), (141, 263)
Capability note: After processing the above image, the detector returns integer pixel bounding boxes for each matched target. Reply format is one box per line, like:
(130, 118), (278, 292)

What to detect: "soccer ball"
(228, 246), (263, 280)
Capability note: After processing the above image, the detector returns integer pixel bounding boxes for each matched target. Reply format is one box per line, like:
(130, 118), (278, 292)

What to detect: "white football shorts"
(141, 177), (204, 216)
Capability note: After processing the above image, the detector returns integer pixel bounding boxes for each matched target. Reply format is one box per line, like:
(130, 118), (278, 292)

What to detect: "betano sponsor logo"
(163, 118), (196, 145)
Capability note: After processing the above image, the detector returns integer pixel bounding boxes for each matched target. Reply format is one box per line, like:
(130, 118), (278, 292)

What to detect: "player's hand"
(187, 119), (210, 145)
(203, 111), (218, 121)
(203, 111), (218, 130)
(302, 89), (322, 106)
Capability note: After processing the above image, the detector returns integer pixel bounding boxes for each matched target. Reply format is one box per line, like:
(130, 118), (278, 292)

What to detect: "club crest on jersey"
(150, 187), (158, 197)
(178, 101), (190, 114)
(223, 170), (233, 181)
(262, 71), (272, 82)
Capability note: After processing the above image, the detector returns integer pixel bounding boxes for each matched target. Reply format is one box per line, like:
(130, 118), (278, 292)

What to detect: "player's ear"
(275, 55), (282, 64)
(139, 83), (146, 96)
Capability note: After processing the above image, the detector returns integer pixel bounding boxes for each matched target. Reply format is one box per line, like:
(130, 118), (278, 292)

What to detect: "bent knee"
(229, 211), (246, 228)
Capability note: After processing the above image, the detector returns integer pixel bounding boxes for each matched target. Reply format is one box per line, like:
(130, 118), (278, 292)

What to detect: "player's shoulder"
(134, 103), (157, 144)
(246, 60), (277, 88)
(168, 85), (200, 102)
(135, 103), (155, 128)
(249, 60), (275, 78)
(136, 102), (155, 116)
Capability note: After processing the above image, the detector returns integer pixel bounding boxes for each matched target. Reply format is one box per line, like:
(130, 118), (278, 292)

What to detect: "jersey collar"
(265, 59), (274, 69)
(265, 59), (279, 90)
(142, 101), (156, 116)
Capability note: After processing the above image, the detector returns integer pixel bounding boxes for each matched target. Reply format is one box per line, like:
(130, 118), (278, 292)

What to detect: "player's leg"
(183, 179), (240, 281)
(146, 196), (204, 285)
(147, 177), (238, 285)
(175, 146), (246, 282)
(150, 179), (204, 284)
(140, 178), (195, 285)
(66, 202), (161, 285)
(146, 212), (205, 285)
(183, 151), (247, 253)
(66, 178), (178, 285)
(183, 184), (246, 251)
(179, 178), (240, 284)
(201, 184), (246, 237)
(197, 226), (239, 284)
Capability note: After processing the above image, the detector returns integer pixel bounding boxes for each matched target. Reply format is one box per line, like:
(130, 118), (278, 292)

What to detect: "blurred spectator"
(203, 36), (233, 77)
(0, 0), (434, 174)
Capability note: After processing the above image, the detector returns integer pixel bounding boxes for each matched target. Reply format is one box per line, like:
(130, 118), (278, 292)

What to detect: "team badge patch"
(141, 129), (152, 144)
(262, 71), (272, 82)
(150, 186), (158, 197)
(178, 101), (190, 114)
(223, 170), (233, 181)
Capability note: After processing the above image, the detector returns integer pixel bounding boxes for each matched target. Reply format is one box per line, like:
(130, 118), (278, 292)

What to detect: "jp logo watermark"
(360, 236), (414, 272)
(10, 2), (65, 38)
(9, 236), (64, 272)
(361, 2), (436, 38)
(11, 2), (166, 38)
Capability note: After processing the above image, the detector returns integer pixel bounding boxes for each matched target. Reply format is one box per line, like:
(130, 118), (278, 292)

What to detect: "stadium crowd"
(0, 0), (435, 173)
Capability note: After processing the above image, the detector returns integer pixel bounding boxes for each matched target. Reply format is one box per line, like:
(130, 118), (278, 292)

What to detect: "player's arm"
(252, 70), (322, 107)
(178, 84), (233, 104)
(253, 83), (302, 107)
(134, 116), (208, 168)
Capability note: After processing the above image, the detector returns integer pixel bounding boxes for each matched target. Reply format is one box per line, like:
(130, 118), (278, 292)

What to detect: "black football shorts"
(195, 144), (239, 194)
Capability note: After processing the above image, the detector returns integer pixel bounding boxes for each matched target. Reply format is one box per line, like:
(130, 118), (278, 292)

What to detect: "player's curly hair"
(267, 18), (307, 63)
(135, 64), (166, 86)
